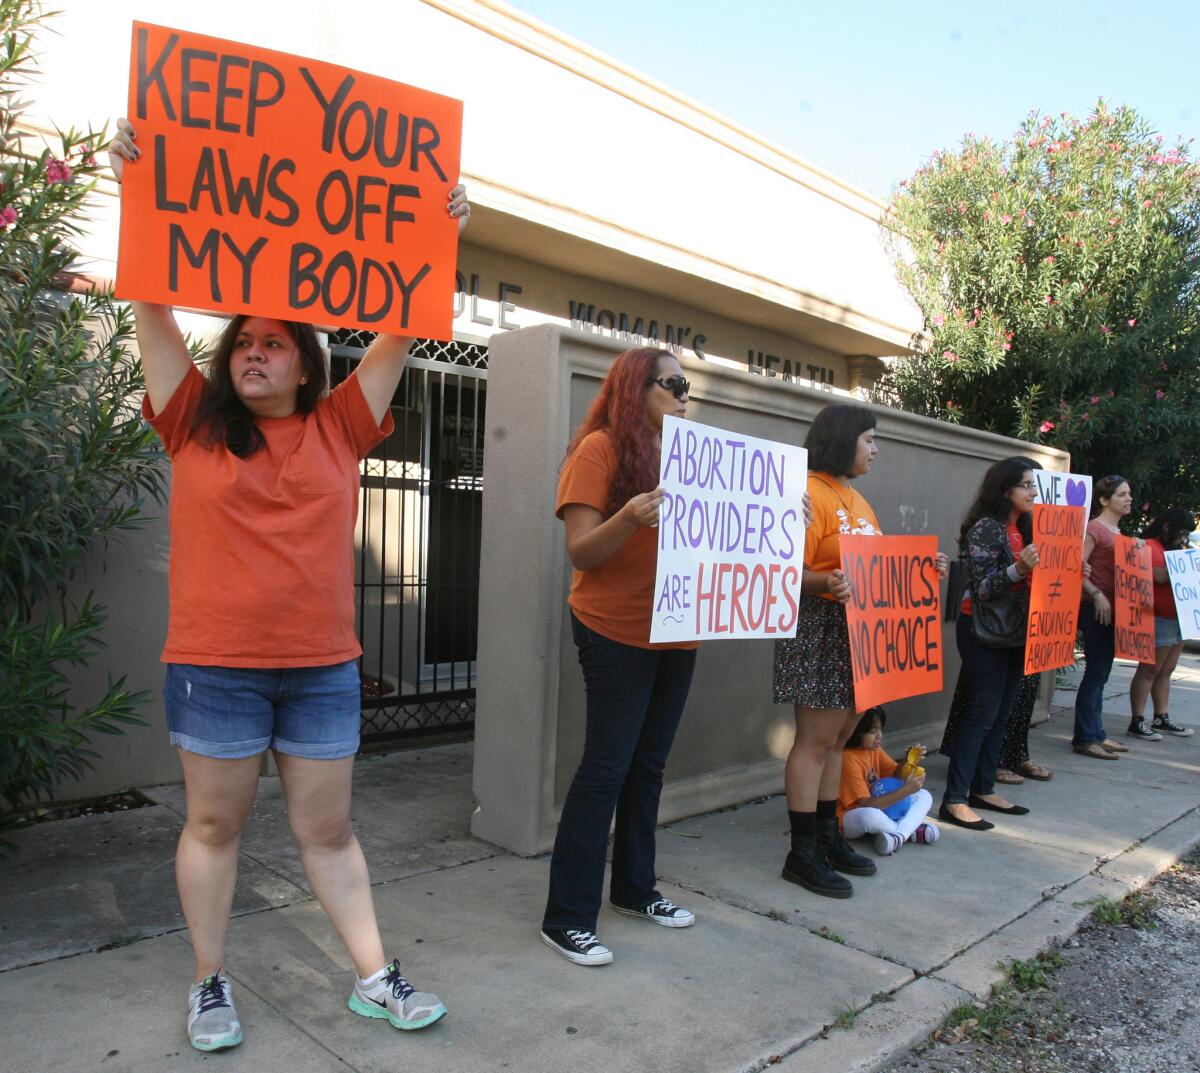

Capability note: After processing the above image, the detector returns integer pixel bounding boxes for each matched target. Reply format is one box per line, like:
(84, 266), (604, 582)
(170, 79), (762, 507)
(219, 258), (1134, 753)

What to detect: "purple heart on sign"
(1065, 478), (1088, 507)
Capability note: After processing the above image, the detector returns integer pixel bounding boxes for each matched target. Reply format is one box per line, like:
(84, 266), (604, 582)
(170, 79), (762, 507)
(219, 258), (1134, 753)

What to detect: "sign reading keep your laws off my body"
(117, 23), (463, 338)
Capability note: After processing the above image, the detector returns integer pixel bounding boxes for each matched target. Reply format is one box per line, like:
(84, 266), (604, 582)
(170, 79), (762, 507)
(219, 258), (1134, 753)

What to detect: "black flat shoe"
(968, 796), (1030, 816)
(938, 804), (995, 831)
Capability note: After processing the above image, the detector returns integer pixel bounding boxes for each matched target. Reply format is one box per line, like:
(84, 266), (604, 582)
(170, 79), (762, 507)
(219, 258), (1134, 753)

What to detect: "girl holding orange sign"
(109, 119), (468, 1051)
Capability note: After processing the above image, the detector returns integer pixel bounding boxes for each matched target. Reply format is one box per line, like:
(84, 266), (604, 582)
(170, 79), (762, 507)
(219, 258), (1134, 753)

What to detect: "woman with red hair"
(539, 346), (699, 966)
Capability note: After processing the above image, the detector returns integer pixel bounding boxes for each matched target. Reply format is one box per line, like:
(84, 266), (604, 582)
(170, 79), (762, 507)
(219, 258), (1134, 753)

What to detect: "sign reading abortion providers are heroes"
(1165, 549), (1200, 641)
(650, 417), (807, 643)
(840, 535), (943, 711)
(117, 22), (463, 338)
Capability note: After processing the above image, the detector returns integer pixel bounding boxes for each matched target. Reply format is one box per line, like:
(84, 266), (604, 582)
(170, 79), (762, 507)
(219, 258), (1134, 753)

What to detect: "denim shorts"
(1155, 615), (1183, 648)
(164, 661), (362, 760)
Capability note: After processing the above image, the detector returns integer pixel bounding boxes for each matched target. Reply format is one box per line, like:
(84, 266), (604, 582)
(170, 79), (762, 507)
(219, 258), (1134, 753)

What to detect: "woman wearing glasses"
(539, 348), (700, 965)
(939, 458), (1040, 830)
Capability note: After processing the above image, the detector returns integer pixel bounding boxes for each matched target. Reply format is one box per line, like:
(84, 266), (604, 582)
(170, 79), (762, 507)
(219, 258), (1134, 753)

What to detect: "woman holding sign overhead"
(939, 457), (1039, 831)
(109, 120), (468, 1050)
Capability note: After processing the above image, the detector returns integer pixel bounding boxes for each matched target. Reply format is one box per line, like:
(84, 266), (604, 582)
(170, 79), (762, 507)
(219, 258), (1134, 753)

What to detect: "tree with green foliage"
(877, 101), (1200, 520)
(1, 0), (167, 835)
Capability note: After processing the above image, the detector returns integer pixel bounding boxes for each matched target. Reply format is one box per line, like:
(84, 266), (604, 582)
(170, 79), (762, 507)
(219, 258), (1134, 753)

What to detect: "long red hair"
(565, 347), (672, 517)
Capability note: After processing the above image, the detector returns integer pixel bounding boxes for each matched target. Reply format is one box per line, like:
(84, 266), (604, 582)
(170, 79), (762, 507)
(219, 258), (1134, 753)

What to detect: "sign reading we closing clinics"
(650, 417), (807, 643)
(1113, 534), (1155, 663)
(117, 23), (463, 337)
(840, 535), (942, 711)
(1166, 549), (1200, 641)
(1024, 505), (1086, 674)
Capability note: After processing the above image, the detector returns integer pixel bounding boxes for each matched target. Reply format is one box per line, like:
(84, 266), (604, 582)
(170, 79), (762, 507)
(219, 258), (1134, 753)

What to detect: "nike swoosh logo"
(369, 996), (388, 1008)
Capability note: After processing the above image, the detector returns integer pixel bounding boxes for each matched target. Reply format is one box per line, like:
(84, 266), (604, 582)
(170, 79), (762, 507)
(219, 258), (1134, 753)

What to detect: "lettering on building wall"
(568, 301), (708, 361)
(747, 349), (835, 390)
(454, 272), (522, 330)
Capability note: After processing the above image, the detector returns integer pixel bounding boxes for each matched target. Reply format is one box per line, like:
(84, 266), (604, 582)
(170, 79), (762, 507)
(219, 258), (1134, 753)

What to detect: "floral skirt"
(773, 596), (856, 710)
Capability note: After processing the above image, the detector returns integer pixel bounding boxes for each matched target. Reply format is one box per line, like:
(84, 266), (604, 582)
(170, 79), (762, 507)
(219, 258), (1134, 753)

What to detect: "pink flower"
(1090, 395), (1101, 404)
(943, 349), (959, 363)
(1044, 255), (1055, 264)
(1039, 420), (1056, 434)
(1002, 342), (1011, 350)
(45, 158), (72, 183)
(1128, 318), (1137, 327)
(1082, 412), (1090, 421)
(1156, 389), (1166, 400)
(1100, 325), (1112, 334)
(933, 314), (945, 327)
(1001, 214), (1012, 224)
(1143, 501), (1152, 512)
(1142, 199), (1152, 208)
(0, 205), (16, 230)
(1044, 295), (1054, 304)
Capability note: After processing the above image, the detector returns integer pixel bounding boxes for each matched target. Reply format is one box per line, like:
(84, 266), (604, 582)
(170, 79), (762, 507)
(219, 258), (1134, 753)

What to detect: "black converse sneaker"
(540, 927), (613, 966)
(1152, 714), (1194, 737)
(1127, 718), (1163, 741)
(611, 897), (696, 928)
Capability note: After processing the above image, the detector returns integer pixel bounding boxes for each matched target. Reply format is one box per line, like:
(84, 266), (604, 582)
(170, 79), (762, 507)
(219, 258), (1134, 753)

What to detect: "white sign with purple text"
(650, 416), (807, 643)
(1033, 470), (1093, 513)
(1165, 549), (1200, 641)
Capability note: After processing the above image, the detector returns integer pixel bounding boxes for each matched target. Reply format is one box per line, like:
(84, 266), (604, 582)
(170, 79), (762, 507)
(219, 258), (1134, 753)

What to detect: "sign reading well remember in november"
(1113, 534), (1155, 663)
(117, 22), (463, 338)
(840, 534), (943, 711)
(1024, 504), (1086, 674)
(1166, 549), (1200, 641)
(650, 417), (807, 643)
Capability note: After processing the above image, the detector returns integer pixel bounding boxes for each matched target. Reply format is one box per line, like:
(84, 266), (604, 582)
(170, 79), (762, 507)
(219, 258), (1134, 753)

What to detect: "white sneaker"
(349, 960), (446, 1030)
(187, 970), (243, 1052)
(611, 896), (696, 928)
(872, 831), (904, 856)
(540, 927), (614, 965)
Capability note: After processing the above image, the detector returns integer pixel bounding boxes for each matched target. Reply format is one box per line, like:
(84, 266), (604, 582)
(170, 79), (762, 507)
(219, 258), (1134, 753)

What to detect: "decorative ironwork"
(329, 332), (487, 746)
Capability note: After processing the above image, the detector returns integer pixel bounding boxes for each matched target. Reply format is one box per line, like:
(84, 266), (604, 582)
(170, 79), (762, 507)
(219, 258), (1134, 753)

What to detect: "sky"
(508, 0), (1198, 200)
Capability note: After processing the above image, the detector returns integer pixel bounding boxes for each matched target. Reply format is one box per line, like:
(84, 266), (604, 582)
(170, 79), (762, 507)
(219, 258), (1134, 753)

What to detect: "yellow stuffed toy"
(897, 745), (925, 781)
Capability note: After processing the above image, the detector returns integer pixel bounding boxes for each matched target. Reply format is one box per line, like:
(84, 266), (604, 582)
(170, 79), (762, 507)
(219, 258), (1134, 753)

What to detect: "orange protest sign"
(117, 22), (463, 338)
(1024, 505), (1086, 674)
(1113, 534), (1155, 663)
(841, 534), (943, 711)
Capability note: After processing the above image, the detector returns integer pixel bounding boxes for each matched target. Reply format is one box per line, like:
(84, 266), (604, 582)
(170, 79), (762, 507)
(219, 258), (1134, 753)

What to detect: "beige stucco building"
(25, 0), (983, 800)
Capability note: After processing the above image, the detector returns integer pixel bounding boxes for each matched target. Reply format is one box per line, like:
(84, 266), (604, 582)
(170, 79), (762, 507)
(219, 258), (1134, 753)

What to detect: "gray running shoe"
(186, 970), (243, 1052)
(349, 959), (446, 1030)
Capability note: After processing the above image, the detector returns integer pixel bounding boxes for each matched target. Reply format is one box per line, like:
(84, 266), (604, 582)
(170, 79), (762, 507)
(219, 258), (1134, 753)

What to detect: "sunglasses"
(648, 375), (691, 399)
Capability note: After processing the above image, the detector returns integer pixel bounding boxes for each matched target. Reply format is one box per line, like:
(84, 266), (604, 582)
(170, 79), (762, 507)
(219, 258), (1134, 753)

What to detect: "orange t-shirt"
(556, 430), (698, 651)
(805, 472), (881, 599)
(144, 365), (393, 667)
(837, 746), (898, 820)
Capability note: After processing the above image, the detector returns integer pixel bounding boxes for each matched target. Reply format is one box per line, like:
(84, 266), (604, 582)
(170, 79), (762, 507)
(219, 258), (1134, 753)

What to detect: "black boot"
(782, 834), (853, 898)
(817, 816), (877, 876)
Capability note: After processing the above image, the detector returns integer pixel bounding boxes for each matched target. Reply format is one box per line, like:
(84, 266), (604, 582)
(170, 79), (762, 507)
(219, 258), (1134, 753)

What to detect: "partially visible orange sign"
(1113, 534), (1155, 663)
(841, 534), (943, 711)
(1024, 505), (1085, 674)
(117, 22), (463, 338)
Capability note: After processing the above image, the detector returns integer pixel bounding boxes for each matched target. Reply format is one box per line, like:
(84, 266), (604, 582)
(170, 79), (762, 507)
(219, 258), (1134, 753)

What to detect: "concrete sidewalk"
(3, 656), (1199, 1073)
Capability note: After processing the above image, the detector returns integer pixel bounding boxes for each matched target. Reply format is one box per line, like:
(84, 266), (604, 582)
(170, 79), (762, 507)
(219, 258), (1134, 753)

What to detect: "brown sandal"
(1074, 742), (1118, 760)
(994, 768), (1025, 785)
(1101, 738), (1130, 753)
(1019, 761), (1053, 781)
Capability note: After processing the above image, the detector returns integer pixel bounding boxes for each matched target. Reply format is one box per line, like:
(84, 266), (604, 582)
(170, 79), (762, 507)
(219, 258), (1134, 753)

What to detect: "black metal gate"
(330, 330), (487, 746)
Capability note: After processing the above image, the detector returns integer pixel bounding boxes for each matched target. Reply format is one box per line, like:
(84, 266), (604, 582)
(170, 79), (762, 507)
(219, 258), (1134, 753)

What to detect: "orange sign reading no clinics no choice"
(117, 22), (463, 338)
(841, 534), (943, 712)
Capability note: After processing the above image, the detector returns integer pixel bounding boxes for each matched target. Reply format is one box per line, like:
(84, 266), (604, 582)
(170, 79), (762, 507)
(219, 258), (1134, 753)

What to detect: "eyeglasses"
(648, 375), (691, 399)
(1015, 481), (1039, 491)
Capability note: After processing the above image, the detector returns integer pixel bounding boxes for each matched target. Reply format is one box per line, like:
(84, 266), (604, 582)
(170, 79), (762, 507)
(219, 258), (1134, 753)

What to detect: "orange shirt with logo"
(556, 430), (698, 651)
(144, 365), (393, 667)
(838, 746), (899, 820)
(805, 472), (881, 598)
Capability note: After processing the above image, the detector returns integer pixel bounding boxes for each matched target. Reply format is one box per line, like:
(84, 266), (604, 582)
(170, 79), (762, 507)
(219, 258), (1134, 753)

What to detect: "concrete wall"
(471, 325), (1068, 856)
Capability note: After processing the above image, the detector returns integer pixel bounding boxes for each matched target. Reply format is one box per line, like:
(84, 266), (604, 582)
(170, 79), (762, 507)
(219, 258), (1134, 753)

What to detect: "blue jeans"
(1073, 602), (1113, 745)
(542, 613), (697, 931)
(942, 616), (1025, 806)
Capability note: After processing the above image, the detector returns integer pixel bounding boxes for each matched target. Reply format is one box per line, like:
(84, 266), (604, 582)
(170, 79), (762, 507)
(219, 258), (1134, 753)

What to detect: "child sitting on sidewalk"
(838, 707), (938, 856)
